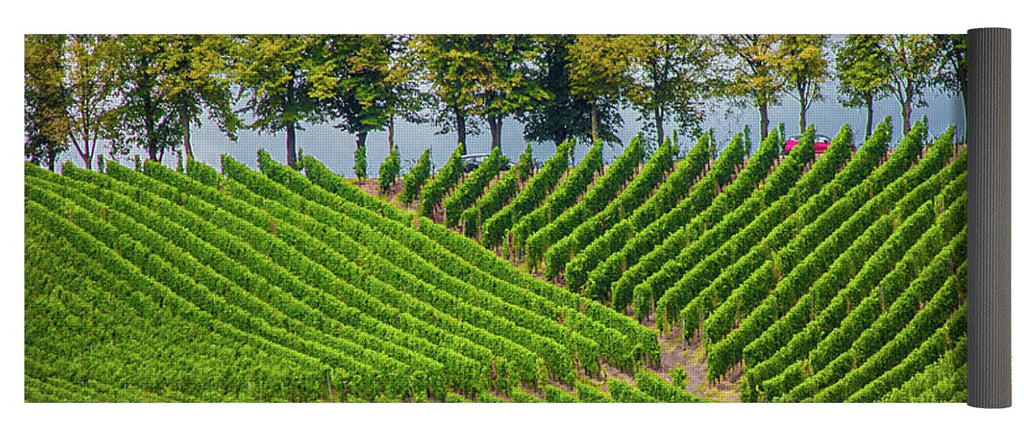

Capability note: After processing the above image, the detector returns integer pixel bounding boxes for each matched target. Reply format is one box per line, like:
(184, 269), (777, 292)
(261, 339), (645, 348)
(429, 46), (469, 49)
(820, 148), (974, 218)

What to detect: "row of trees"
(25, 34), (965, 172)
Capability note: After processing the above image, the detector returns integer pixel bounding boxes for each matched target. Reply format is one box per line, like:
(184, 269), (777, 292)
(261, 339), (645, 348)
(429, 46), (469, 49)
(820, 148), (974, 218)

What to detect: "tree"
(312, 35), (424, 155)
(474, 35), (549, 151)
(25, 34), (70, 171)
(104, 35), (240, 164)
(233, 35), (325, 168)
(159, 35), (240, 161)
(836, 34), (889, 141)
(625, 34), (716, 144)
(932, 34), (967, 137)
(720, 34), (785, 142)
(776, 35), (829, 133)
(415, 35), (549, 152)
(105, 34), (180, 162)
(520, 35), (620, 148)
(879, 35), (940, 135)
(63, 34), (120, 170)
(567, 35), (634, 145)
(414, 35), (486, 149)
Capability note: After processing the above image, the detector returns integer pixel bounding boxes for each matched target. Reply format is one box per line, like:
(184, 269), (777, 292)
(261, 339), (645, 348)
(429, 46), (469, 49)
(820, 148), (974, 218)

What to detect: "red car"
(784, 135), (832, 154)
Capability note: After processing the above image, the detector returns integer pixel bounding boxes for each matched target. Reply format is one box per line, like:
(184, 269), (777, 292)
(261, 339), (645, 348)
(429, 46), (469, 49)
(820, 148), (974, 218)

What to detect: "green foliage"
(575, 383), (611, 403)
(312, 35), (424, 152)
(418, 143), (465, 216)
(517, 142), (535, 180)
(354, 145), (368, 180)
(607, 380), (655, 402)
(543, 135), (665, 281)
(444, 147), (509, 227)
(25, 144), (663, 402)
(739, 125), (961, 400)
(669, 366), (688, 390)
(24, 34), (70, 172)
(62, 35), (121, 170)
(567, 35), (637, 144)
(878, 35), (941, 134)
(590, 131), (744, 304)
(932, 34), (967, 107)
(399, 149), (432, 204)
(626, 35), (717, 143)
(481, 140), (572, 248)
(515, 138), (602, 265)
(378, 147), (401, 194)
(775, 35), (829, 132)
(565, 134), (710, 293)
(231, 35), (326, 168)
(522, 35), (622, 147)
(882, 336), (966, 402)
(635, 369), (701, 402)
(836, 34), (889, 140)
(24, 33), (969, 404)
(720, 34), (785, 138)
(705, 123), (929, 380)
(414, 35), (547, 149)
(105, 35), (184, 161)
(460, 145), (534, 239)
(625, 129), (783, 315)
(445, 392), (466, 402)
(543, 385), (578, 403)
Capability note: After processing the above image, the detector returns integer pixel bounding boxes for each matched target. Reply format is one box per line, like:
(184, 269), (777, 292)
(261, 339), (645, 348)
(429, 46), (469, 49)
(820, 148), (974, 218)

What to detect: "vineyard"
(24, 118), (966, 403)
(24, 149), (697, 403)
(370, 116), (967, 402)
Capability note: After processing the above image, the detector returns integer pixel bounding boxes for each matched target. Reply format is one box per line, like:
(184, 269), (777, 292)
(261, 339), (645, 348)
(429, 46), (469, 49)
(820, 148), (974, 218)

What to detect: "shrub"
(378, 147), (402, 195)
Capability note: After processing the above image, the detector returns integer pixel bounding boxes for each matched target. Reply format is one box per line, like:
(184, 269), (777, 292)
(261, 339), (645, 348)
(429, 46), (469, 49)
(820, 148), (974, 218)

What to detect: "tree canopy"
(776, 35), (829, 133)
(24, 34), (70, 171)
(719, 34), (785, 142)
(25, 33), (965, 173)
(836, 34), (889, 141)
(232, 34), (326, 168)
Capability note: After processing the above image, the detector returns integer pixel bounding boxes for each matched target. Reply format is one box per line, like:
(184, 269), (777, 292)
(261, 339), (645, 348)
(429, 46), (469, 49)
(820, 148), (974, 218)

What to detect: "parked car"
(461, 153), (510, 173)
(784, 135), (834, 154)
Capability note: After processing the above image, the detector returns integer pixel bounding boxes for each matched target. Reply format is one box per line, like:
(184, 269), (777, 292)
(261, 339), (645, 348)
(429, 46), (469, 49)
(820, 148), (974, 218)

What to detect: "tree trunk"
(285, 123), (298, 169)
(82, 135), (93, 171)
(655, 106), (665, 146)
(487, 116), (503, 151)
(455, 108), (467, 149)
(864, 94), (874, 142)
(959, 93), (967, 140)
(284, 74), (299, 169)
(758, 102), (769, 143)
(590, 101), (598, 144)
(388, 113), (395, 152)
(356, 131), (368, 153)
(554, 131), (566, 148)
(145, 93), (158, 161)
(46, 151), (57, 172)
(799, 102), (808, 134)
(181, 106), (193, 161)
(901, 99), (913, 135)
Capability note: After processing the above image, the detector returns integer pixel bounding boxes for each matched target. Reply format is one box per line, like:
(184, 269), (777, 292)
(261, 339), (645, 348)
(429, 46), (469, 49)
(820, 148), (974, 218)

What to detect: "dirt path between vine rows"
(648, 321), (741, 402)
